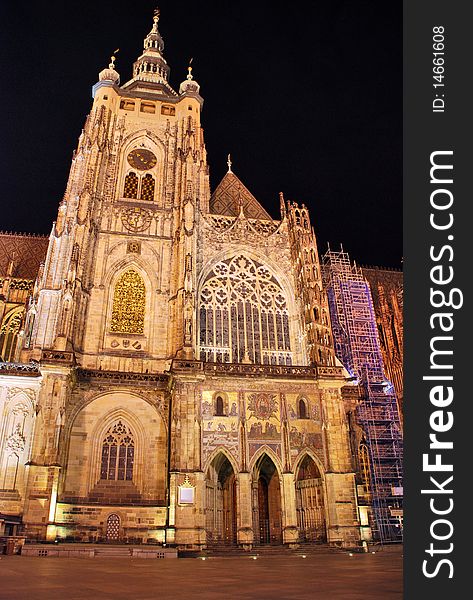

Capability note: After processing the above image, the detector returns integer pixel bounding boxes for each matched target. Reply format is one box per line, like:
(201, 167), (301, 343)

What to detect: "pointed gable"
(210, 172), (272, 220)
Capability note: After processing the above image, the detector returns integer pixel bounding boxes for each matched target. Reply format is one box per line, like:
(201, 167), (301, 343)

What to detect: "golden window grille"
(110, 269), (145, 334)
(140, 174), (155, 201)
(123, 172), (138, 198)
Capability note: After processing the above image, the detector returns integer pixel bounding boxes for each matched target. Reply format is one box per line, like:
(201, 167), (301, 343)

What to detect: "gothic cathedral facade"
(0, 13), (364, 549)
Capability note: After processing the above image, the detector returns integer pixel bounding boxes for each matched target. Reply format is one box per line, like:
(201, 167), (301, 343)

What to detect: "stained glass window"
(110, 269), (145, 334)
(100, 421), (134, 481)
(198, 255), (292, 365)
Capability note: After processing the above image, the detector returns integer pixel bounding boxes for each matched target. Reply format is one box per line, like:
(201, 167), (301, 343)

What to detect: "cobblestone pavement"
(0, 546), (402, 600)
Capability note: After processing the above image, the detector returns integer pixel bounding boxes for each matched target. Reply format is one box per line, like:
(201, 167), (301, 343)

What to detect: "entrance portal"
(295, 455), (326, 542)
(252, 454), (282, 544)
(205, 454), (237, 545)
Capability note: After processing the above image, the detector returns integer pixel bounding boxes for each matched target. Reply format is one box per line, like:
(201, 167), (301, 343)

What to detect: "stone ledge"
(76, 368), (168, 385)
(21, 543), (178, 559)
(0, 361), (41, 377)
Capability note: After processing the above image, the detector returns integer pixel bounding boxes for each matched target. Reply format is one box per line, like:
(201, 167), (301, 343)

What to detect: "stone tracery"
(198, 255), (292, 365)
(100, 420), (135, 481)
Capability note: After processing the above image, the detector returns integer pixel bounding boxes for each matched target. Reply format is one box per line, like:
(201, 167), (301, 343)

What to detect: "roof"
(210, 172), (272, 221)
(0, 232), (49, 280)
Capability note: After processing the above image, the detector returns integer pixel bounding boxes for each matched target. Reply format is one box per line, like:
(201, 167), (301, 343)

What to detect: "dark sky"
(0, 1), (401, 268)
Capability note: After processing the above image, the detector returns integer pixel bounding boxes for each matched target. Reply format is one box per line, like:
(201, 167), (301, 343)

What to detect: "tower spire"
(121, 8), (175, 95)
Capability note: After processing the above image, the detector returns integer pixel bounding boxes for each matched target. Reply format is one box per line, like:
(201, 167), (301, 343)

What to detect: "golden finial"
(187, 57), (194, 80)
(227, 154), (233, 173)
(154, 7), (160, 24)
(109, 48), (119, 70)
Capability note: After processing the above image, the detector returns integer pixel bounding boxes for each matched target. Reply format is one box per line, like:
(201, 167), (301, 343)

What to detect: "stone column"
(281, 472), (299, 545)
(236, 472), (253, 547)
(324, 472), (360, 548)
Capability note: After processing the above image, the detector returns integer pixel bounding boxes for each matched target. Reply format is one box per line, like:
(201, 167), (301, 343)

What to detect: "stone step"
(94, 547), (132, 557)
(202, 543), (336, 558)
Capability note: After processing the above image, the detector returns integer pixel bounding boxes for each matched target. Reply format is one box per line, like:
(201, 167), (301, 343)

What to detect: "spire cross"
(227, 154), (233, 173)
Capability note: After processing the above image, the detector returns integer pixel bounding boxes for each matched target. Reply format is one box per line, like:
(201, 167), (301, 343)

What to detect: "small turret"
(98, 50), (120, 84)
(179, 59), (201, 98)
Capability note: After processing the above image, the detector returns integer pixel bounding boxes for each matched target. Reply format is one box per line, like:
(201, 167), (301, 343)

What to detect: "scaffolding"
(322, 249), (403, 542)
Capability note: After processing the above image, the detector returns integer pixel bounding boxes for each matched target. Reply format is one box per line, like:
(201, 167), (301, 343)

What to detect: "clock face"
(127, 149), (157, 170)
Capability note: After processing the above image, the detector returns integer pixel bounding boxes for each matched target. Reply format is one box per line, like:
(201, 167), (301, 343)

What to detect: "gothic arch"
(62, 392), (167, 501)
(205, 450), (239, 544)
(250, 449), (283, 544)
(293, 450), (328, 543)
(0, 306), (25, 362)
(6, 388), (37, 412)
(88, 407), (148, 492)
(249, 446), (283, 478)
(0, 390), (36, 491)
(120, 130), (167, 156)
(103, 255), (158, 290)
(294, 449), (326, 482)
(106, 241), (163, 291)
(118, 131), (166, 205)
(197, 249), (295, 305)
(65, 389), (167, 436)
(203, 446), (240, 477)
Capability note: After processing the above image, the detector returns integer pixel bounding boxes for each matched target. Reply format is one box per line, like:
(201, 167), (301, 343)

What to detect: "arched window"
(123, 172), (138, 198)
(199, 255), (292, 365)
(298, 398), (308, 419)
(215, 396), (225, 416)
(140, 174), (155, 201)
(110, 269), (146, 334)
(0, 308), (24, 362)
(100, 421), (134, 481)
(359, 440), (371, 495)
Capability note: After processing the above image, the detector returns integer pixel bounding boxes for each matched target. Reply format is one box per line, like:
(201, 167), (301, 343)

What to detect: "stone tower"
(1, 11), (361, 549)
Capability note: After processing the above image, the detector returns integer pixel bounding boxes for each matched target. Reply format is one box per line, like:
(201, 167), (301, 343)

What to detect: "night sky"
(0, 1), (401, 267)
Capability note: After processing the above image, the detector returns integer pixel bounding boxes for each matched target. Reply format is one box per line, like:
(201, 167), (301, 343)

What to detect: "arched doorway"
(295, 455), (326, 542)
(106, 513), (121, 542)
(205, 454), (237, 545)
(252, 454), (282, 545)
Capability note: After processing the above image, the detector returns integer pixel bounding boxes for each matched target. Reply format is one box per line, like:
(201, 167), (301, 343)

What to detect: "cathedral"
(0, 12), (402, 550)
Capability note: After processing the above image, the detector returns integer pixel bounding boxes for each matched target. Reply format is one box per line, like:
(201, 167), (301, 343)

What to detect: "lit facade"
(0, 13), (402, 549)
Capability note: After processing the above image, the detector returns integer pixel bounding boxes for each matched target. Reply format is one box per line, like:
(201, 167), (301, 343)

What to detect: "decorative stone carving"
(121, 207), (152, 232)
(6, 424), (26, 456)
